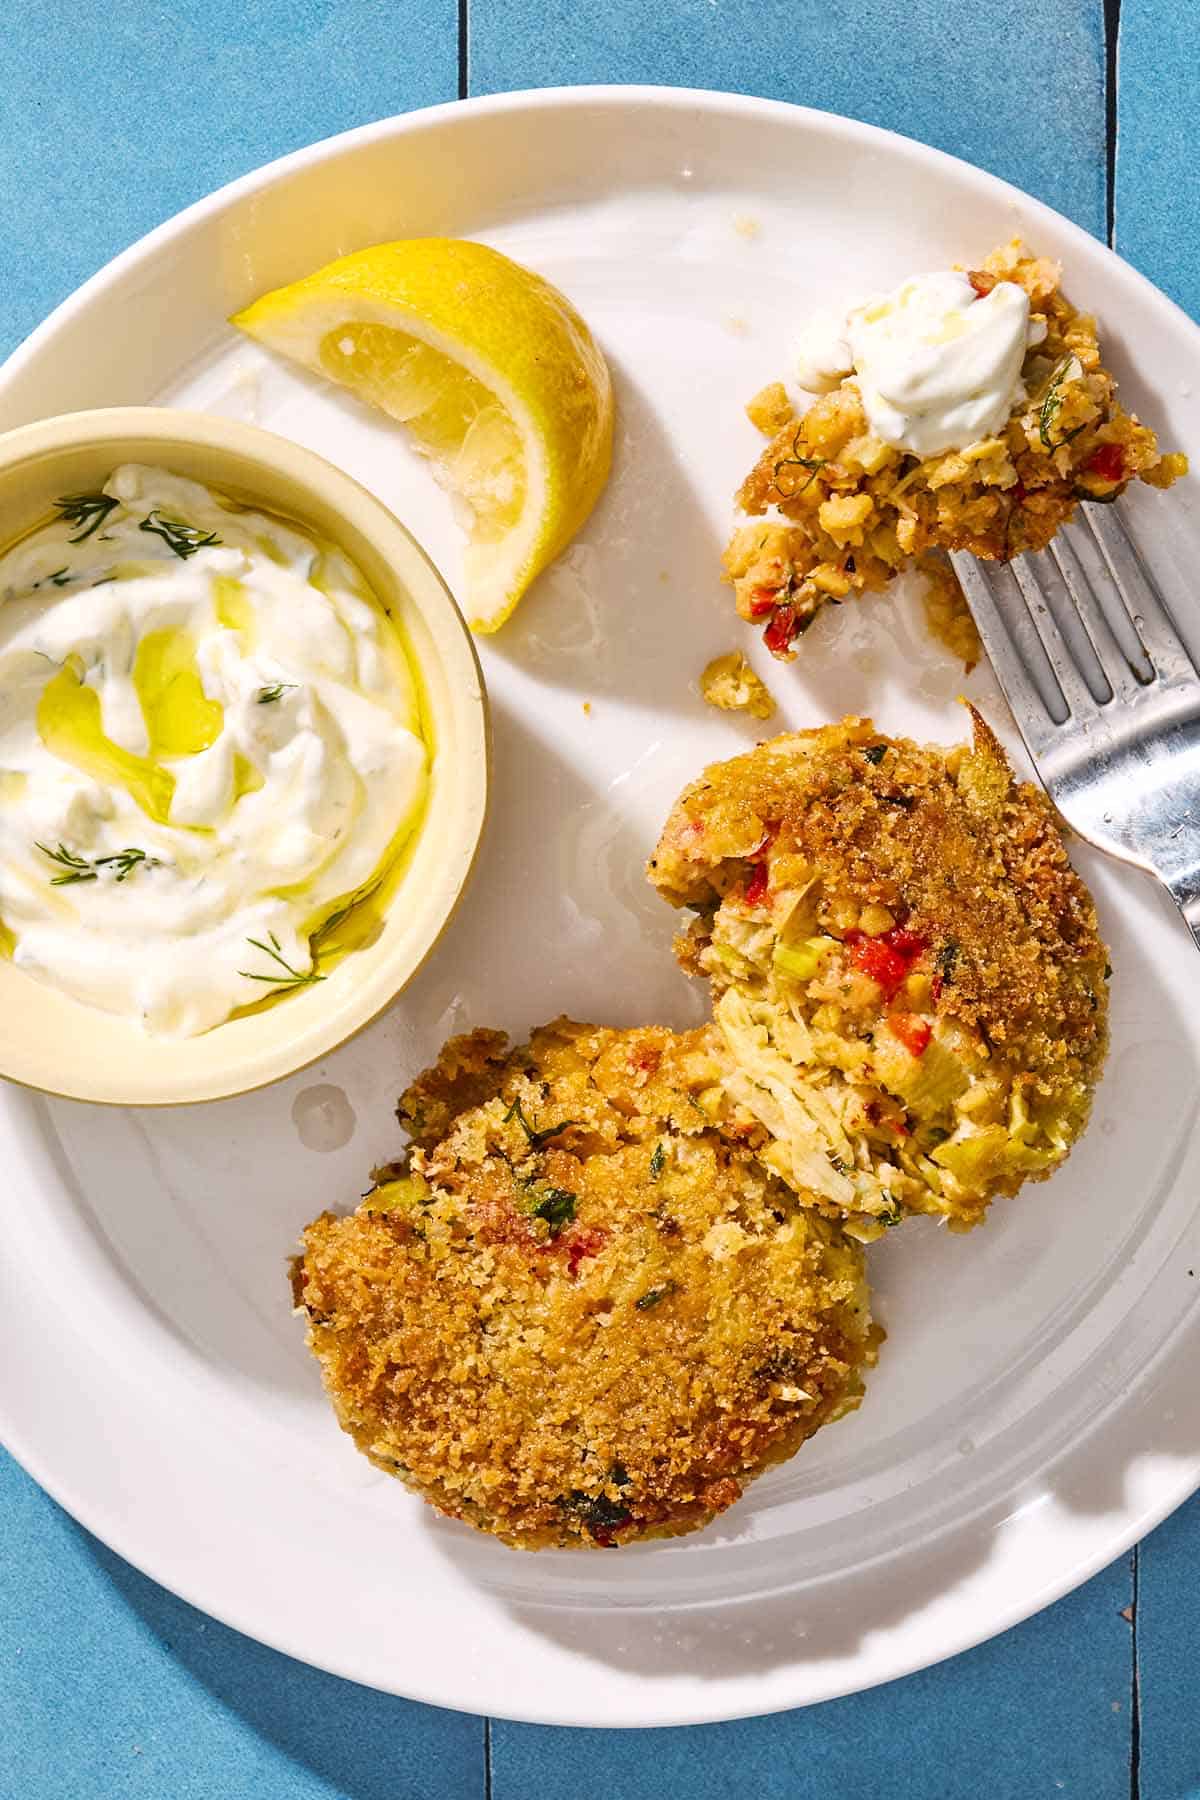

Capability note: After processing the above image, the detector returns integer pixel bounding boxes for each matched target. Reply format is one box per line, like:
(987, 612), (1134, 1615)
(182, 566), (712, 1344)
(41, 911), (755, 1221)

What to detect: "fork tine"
(1056, 512), (1155, 683)
(1075, 505), (1198, 686)
(1008, 552), (1105, 721)
(1046, 530), (1148, 705)
(951, 554), (1064, 757)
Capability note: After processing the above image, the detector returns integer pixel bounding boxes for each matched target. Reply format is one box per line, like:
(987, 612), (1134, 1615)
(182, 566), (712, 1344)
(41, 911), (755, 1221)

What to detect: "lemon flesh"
(232, 239), (614, 631)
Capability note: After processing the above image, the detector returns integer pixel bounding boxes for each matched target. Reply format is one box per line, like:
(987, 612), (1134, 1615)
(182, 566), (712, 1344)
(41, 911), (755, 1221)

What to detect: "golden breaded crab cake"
(648, 711), (1109, 1237)
(293, 1019), (877, 1550)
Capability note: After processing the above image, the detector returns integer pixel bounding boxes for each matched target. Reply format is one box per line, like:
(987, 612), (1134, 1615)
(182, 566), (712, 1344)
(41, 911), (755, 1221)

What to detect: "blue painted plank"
(492, 1554), (1134, 1798)
(1134, 1495), (1200, 1800)
(0, 1453), (486, 1800)
(467, 0), (1107, 234)
(0, 12), (469, 1795)
(1114, 0), (1200, 321)
(0, 0), (458, 360)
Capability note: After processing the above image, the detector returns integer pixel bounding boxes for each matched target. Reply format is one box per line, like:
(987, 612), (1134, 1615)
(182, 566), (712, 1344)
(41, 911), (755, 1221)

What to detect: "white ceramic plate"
(3, 88), (1200, 1729)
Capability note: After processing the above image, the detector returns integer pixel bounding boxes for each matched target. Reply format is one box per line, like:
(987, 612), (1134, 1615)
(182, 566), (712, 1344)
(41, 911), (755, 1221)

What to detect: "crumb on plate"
(700, 650), (777, 720)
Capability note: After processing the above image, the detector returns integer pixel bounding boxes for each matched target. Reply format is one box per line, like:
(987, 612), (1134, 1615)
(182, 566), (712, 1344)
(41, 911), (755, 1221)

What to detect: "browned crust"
(296, 1019), (874, 1550)
(647, 711), (1109, 1105)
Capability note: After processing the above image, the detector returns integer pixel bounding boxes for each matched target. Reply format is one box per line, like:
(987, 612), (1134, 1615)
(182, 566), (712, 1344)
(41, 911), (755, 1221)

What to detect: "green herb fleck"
(256, 682), (297, 705)
(36, 841), (160, 885)
(54, 493), (119, 543)
(935, 940), (960, 986)
(863, 743), (888, 766)
(635, 1280), (678, 1311)
(239, 930), (325, 991)
(1038, 355), (1084, 452)
(649, 1141), (666, 1181)
(772, 427), (825, 498)
(139, 510), (221, 560)
(560, 1490), (631, 1536)
(503, 1095), (534, 1134)
(503, 1094), (580, 1150)
(877, 1193), (904, 1229)
(827, 1152), (850, 1176)
(530, 1187), (576, 1234)
(610, 1462), (630, 1488)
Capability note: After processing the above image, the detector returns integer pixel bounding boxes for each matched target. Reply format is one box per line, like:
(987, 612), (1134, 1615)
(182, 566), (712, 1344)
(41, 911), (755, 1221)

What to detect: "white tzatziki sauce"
(0, 464), (427, 1036)
(792, 270), (1048, 457)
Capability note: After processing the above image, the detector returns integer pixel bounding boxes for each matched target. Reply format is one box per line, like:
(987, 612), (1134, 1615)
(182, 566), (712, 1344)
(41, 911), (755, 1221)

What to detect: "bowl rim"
(0, 405), (491, 1105)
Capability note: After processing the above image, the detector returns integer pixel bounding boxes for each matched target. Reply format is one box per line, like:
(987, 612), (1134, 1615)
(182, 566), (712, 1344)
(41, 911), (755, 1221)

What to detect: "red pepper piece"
(749, 585), (780, 618)
(845, 936), (908, 994)
(883, 927), (927, 958)
(564, 1226), (608, 1277)
(744, 861), (770, 906)
(887, 1013), (932, 1057)
(1085, 442), (1126, 484)
(844, 925), (926, 997)
(764, 604), (801, 656)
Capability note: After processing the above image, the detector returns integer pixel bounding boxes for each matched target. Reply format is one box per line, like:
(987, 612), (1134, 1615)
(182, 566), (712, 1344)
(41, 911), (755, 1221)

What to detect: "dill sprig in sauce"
(36, 841), (160, 886)
(54, 493), (120, 544)
(239, 930), (325, 992)
(138, 510), (222, 560)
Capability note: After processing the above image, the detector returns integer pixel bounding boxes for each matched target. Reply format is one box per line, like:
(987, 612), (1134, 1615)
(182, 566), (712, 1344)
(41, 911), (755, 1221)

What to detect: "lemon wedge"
(232, 239), (614, 631)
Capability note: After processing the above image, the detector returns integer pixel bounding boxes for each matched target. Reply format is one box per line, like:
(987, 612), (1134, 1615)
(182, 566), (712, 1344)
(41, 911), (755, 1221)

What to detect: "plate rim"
(3, 81), (1200, 1727)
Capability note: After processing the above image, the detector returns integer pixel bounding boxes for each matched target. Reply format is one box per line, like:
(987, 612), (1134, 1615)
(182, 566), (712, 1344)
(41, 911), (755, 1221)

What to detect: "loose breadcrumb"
(700, 650), (777, 720)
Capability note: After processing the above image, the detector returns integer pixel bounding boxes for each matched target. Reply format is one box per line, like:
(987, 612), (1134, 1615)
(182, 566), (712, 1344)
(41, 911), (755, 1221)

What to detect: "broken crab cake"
(294, 1018), (876, 1550)
(727, 239), (1186, 658)
(647, 712), (1109, 1237)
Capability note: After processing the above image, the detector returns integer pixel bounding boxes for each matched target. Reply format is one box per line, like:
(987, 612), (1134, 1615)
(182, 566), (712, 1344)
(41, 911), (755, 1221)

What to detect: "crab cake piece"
(727, 239), (1185, 659)
(395, 1026), (511, 1149)
(294, 1019), (876, 1550)
(647, 711), (1109, 1237)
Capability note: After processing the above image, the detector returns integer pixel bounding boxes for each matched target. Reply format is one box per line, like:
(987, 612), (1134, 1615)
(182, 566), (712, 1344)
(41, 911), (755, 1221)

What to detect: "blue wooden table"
(2, 2), (1199, 1794)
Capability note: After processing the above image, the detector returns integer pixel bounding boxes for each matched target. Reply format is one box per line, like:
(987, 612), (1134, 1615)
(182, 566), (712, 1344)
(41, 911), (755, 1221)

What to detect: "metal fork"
(950, 506), (1200, 950)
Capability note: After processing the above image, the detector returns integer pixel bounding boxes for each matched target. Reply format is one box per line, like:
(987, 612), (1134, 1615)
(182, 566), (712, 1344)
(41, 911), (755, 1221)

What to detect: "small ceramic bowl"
(0, 407), (489, 1104)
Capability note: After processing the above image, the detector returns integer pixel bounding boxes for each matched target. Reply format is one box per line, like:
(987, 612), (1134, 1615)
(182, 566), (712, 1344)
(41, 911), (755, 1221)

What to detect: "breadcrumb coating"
(295, 1019), (876, 1549)
(647, 711), (1109, 1233)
